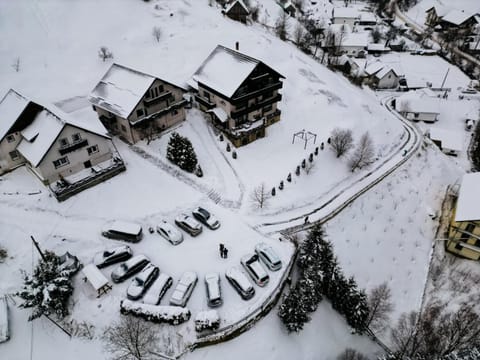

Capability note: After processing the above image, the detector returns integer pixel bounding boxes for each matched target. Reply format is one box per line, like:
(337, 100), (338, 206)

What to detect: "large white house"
(0, 89), (124, 201)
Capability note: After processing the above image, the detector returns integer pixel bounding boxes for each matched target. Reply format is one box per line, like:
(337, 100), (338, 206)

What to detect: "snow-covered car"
(466, 119), (476, 131)
(461, 87), (477, 94)
(170, 271), (197, 307)
(174, 214), (202, 236)
(225, 266), (255, 300)
(254, 242), (282, 271)
(143, 273), (173, 305)
(111, 255), (150, 283)
(101, 221), (143, 242)
(240, 253), (269, 287)
(127, 263), (160, 300)
(93, 245), (132, 268)
(192, 207), (220, 230)
(156, 220), (184, 245)
(205, 272), (222, 308)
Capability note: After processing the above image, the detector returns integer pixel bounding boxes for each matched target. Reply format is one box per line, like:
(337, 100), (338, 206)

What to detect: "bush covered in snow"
(195, 310), (220, 332)
(0, 246), (7, 263)
(120, 299), (191, 325)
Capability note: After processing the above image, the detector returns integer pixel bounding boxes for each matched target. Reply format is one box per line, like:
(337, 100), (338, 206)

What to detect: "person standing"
(219, 243), (225, 258)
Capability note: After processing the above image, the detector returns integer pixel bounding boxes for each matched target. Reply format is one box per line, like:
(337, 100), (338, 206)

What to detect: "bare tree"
(330, 128), (354, 158)
(12, 57), (20, 72)
(371, 26), (383, 43)
(349, 132), (375, 172)
(102, 316), (160, 360)
(250, 183), (271, 209)
(390, 311), (420, 359)
(337, 348), (370, 360)
(366, 282), (393, 332)
(293, 22), (305, 45)
(152, 26), (161, 42)
(275, 11), (290, 41)
(98, 46), (113, 62)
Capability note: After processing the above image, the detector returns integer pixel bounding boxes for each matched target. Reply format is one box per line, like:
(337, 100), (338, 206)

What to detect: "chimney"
(235, 41), (239, 51)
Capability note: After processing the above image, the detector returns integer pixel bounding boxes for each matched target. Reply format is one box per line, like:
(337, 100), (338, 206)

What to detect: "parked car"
(241, 253), (270, 287)
(170, 271), (198, 307)
(192, 207), (220, 230)
(143, 273), (173, 305)
(175, 214), (202, 236)
(101, 221), (143, 242)
(461, 87), (477, 94)
(111, 255), (149, 283)
(126, 263), (159, 300)
(225, 267), (255, 300)
(205, 273), (222, 307)
(255, 243), (282, 271)
(93, 245), (132, 269)
(156, 220), (184, 245)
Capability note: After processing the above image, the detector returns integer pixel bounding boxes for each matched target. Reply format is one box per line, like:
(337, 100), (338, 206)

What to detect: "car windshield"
(198, 208), (210, 219)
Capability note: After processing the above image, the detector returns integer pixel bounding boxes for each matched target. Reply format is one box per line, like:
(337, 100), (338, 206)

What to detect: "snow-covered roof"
(376, 67), (397, 80)
(225, 0), (249, 14)
(192, 45), (261, 98)
(428, 128), (464, 152)
(17, 109), (65, 167)
(328, 23), (352, 34)
(359, 12), (376, 23)
(367, 43), (390, 52)
(364, 61), (384, 76)
(425, 5), (451, 18)
(0, 89), (30, 141)
(455, 172), (480, 222)
(89, 63), (155, 119)
(397, 91), (441, 114)
(333, 7), (359, 19)
(207, 107), (228, 123)
(442, 10), (476, 26)
(82, 264), (110, 291)
(341, 33), (369, 47)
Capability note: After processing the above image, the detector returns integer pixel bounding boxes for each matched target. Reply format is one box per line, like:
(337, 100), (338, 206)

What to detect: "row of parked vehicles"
(101, 207), (220, 245)
(93, 241), (283, 307)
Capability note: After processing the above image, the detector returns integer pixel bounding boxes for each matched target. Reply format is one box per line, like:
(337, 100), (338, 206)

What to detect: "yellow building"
(447, 173), (480, 260)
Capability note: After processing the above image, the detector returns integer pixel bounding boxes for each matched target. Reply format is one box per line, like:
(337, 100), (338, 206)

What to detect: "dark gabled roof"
(191, 45), (284, 98)
(0, 89), (31, 142)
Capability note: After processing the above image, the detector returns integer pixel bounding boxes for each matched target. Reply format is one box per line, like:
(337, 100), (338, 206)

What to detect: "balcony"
(59, 139), (89, 155)
(143, 91), (174, 107)
(231, 94), (282, 118)
(195, 94), (215, 110)
(232, 81), (283, 103)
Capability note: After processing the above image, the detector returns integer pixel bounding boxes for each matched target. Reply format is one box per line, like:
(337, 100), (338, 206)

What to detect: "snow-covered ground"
(0, 0), (474, 359)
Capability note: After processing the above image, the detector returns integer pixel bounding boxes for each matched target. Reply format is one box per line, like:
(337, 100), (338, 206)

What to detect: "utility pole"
(440, 67), (450, 89)
(30, 236), (46, 261)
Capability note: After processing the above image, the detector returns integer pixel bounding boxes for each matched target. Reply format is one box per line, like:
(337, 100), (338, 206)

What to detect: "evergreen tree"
(470, 120), (480, 171)
(298, 225), (325, 269)
(343, 278), (369, 333)
(17, 251), (74, 321)
(298, 271), (322, 312)
(278, 284), (310, 332)
(166, 132), (198, 173)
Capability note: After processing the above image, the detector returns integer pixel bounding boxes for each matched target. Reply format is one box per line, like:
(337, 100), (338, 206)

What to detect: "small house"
(367, 43), (391, 56)
(338, 32), (369, 57)
(428, 128), (464, 156)
(191, 45), (285, 147)
(225, 0), (250, 24)
(282, 1), (297, 18)
(357, 12), (377, 27)
(447, 173), (480, 260)
(0, 89), (125, 201)
(89, 64), (187, 145)
(395, 91), (440, 122)
(332, 7), (359, 29)
(364, 61), (399, 89)
(82, 264), (112, 297)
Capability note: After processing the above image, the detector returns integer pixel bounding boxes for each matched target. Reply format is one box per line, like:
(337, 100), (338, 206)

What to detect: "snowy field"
(0, 0), (473, 359)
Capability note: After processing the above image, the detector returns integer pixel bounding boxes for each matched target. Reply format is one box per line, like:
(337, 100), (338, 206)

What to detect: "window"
(72, 133), (82, 142)
(460, 223), (476, 240)
(59, 138), (69, 147)
(92, 105), (96, 111)
(455, 242), (463, 251)
(6, 134), (15, 143)
(203, 91), (210, 101)
(154, 87), (159, 97)
(171, 109), (179, 116)
(136, 109), (144, 117)
(87, 145), (99, 155)
(263, 104), (273, 113)
(121, 125), (127, 132)
(414, 113), (419, 118)
(53, 156), (69, 169)
(158, 85), (164, 93)
(9, 150), (19, 161)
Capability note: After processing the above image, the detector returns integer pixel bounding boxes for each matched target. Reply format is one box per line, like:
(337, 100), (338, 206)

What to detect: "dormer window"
(59, 138), (69, 147)
(136, 109), (144, 117)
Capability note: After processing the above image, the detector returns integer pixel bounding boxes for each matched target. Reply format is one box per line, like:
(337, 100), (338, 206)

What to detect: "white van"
(101, 221), (143, 242)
